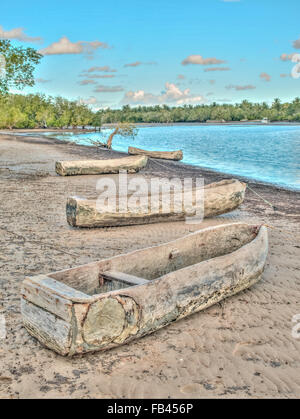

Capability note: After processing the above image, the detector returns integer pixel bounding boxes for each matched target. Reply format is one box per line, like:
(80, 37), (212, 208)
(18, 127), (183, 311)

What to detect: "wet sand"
(0, 132), (299, 399)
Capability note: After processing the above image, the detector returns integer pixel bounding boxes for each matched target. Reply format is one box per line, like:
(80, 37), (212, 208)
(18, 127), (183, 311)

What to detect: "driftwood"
(55, 155), (148, 176)
(128, 146), (183, 161)
(66, 179), (247, 228)
(21, 223), (268, 355)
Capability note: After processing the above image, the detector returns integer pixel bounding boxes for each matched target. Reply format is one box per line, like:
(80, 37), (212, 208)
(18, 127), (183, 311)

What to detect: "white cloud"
(0, 25), (42, 42)
(94, 85), (124, 92)
(204, 67), (231, 72)
(280, 73), (294, 78)
(35, 78), (51, 83)
(293, 37), (300, 49)
(226, 84), (256, 90)
(81, 74), (115, 79)
(39, 37), (109, 56)
(79, 79), (97, 85)
(280, 53), (297, 61)
(122, 82), (205, 105)
(124, 61), (157, 68)
(82, 66), (117, 73)
(123, 90), (151, 103)
(124, 61), (141, 68)
(78, 96), (98, 105)
(260, 72), (271, 82)
(182, 55), (226, 65)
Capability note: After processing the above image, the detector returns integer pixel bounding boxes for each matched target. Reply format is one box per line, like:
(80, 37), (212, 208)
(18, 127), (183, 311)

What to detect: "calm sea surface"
(45, 125), (300, 190)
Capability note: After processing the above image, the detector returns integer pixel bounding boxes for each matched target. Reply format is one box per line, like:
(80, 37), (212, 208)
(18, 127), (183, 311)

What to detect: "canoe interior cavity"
(76, 271), (148, 296)
(77, 275), (132, 296)
(48, 223), (259, 296)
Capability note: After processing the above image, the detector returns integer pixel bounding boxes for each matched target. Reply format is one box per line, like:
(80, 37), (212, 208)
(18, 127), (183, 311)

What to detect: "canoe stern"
(21, 223), (268, 355)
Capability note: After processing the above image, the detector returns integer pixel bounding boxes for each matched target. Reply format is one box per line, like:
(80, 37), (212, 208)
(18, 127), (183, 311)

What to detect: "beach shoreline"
(2, 129), (300, 193)
(1, 119), (300, 133)
(0, 131), (299, 399)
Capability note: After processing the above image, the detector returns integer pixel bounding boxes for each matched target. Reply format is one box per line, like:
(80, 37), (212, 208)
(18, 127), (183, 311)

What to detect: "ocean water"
(45, 125), (300, 190)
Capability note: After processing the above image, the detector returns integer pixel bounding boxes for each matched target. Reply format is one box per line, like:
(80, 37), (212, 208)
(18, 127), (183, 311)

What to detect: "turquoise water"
(46, 125), (300, 190)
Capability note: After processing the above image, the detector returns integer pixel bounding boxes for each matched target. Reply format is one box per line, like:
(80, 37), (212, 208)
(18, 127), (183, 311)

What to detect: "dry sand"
(0, 132), (299, 399)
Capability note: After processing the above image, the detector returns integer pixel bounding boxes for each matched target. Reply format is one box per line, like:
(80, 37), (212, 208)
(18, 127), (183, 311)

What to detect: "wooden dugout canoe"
(21, 223), (268, 355)
(66, 179), (247, 228)
(55, 155), (148, 176)
(128, 146), (183, 161)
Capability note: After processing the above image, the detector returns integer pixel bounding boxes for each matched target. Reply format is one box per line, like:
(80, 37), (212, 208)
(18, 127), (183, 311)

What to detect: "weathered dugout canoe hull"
(21, 223), (268, 355)
(128, 146), (183, 161)
(66, 179), (247, 228)
(55, 155), (148, 176)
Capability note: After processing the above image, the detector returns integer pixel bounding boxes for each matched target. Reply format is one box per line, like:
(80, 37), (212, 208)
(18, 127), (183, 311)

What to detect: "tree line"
(99, 99), (300, 124)
(0, 94), (300, 129)
(1, 39), (300, 129)
(0, 93), (98, 129)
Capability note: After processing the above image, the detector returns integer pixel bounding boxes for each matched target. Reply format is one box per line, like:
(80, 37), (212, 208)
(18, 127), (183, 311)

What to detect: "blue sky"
(1, 0), (300, 108)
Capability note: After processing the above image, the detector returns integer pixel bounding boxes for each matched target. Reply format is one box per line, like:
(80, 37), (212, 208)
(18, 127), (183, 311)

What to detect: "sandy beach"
(0, 131), (299, 399)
